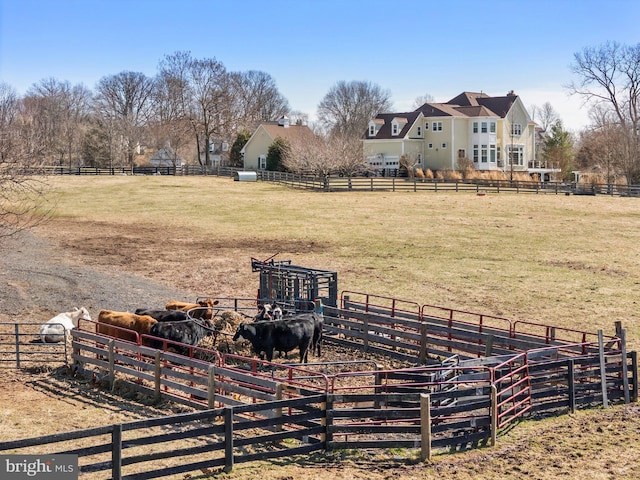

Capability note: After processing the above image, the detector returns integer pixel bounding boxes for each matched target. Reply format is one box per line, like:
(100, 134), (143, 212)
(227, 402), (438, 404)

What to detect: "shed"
(234, 171), (257, 182)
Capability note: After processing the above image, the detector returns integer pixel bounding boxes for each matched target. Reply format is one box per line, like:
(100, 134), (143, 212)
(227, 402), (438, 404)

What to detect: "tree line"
(0, 42), (638, 237)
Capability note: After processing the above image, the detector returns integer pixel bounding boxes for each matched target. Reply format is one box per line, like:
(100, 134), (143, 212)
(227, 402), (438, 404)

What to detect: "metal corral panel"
(234, 171), (257, 182)
(252, 258), (338, 307)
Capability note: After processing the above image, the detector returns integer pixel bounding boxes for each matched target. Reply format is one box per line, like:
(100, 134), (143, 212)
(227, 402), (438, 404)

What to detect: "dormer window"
(391, 117), (407, 136)
(369, 119), (384, 137)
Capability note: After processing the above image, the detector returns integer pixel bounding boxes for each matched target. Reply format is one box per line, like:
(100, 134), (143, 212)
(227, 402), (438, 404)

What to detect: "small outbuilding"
(234, 171), (258, 182)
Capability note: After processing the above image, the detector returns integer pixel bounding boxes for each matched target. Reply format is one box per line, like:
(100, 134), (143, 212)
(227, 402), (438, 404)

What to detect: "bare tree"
(317, 80), (393, 138)
(151, 66), (193, 165)
(285, 134), (336, 177)
(158, 52), (231, 169)
(0, 82), (51, 238)
(530, 102), (559, 134)
(228, 70), (290, 132)
(0, 82), (19, 163)
(94, 71), (155, 167)
(568, 41), (640, 183)
(285, 131), (367, 178)
(25, 78), (92, 168)
(412, 93), (435, 109)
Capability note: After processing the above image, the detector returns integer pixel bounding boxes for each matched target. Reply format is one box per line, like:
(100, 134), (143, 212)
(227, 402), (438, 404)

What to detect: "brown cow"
(97, 309), (158, 343)
(165, 298), (219, 320)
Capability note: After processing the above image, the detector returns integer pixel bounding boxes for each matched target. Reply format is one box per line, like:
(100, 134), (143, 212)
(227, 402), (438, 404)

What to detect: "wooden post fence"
(420, 393), (431, 461)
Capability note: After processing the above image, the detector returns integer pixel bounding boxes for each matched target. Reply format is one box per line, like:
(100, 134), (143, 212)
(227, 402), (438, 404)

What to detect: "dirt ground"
(1, 221), (640, 480)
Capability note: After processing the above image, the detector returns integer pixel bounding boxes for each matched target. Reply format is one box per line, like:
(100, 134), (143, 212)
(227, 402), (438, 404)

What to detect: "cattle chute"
(251, 256), (338, 308)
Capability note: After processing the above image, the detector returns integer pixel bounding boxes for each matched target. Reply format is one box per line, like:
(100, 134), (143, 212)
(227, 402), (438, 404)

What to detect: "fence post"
(567, 359), (575, 413)
(620, 328), (630, 404)
(325, 394), (334, 449)
(108, 340), (115, 391)
(274, 383), (283, 432)
(224, 407), (234, 473)
(14, 324), (20, 368)
(72, 330), (81, 369)
(485, 335), (495, 357)
(363, 317), (369, 353)
(631, 351), (638, 403)
(490, 384), (497, 446)
(112, 424), (122, 480)
(598, 330), (608, 408)
(154, 351), (162, 401)
(420, 393), (431, 461)
(208, 364), (216, 409)
(419, 323), (428, 365)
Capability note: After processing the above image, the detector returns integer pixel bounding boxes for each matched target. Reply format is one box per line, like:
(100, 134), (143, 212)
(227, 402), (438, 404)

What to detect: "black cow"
(233, 317), (314, 363)
(271, 308), (323, 358)
(149, 318), (214, 355)
(301, 312), (323, 357)
(135, 308), (189, 322)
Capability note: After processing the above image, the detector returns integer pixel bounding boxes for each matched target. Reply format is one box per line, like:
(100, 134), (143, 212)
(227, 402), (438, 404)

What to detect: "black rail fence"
(0, 292), (637, 478)
(28, 165), (640, 197)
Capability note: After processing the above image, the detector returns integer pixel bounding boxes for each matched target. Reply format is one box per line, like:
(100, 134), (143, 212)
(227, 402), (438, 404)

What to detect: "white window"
(473, 145), (479, 162)
(417, 126), (422, 136)
(458, 149), (466, 159)
(417, 153), (422, 164)
(441, 142), (447, 149)
(490, 122), (496, 133)
(481, 122), (488, 133)
(428, 143), (433, 149)
(490, 144), (496, 162)
(392, 123), (399, 135)
(258, 154), (266, 169)
(481, 144), (488, 163)
(508, 145), (524, 166)
(511, 123), (522, 136)
(424, 122), (429, 130)
(473, 122), (478, 133)
(369, 125), (375, 136)
(432, 121), (443, 132)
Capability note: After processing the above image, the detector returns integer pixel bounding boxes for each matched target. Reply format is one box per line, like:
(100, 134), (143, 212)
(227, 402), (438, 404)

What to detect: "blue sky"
(1, 0), (638, 131)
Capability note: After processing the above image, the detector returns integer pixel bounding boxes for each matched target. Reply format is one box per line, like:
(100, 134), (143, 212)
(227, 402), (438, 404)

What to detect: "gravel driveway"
(0, 230), (196, 322)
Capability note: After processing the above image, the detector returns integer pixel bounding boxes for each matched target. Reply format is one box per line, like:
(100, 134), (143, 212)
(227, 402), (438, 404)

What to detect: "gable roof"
(366, 91), (521, 139)
(259, 122), (315, 143)
(241, 122), (316, 154)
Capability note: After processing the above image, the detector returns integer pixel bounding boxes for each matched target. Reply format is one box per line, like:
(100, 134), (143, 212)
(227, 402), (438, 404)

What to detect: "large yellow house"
(242, 116), (315, 170)
(363, 91), (558, 181)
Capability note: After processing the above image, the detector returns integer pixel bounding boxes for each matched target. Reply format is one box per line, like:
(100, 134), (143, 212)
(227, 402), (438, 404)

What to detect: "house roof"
(369, 111), (421, 139)
(259, 122), (315, 143)
(366, 91), (520, 140)
(241, 121), (316, 154)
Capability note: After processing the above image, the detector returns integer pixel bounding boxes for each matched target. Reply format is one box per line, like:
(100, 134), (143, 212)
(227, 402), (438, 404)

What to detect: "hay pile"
(195, 310), (251, 357)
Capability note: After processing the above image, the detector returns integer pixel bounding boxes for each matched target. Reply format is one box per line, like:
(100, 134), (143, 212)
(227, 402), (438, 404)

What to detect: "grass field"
(12, 174), (639, 480)
(41, 174), (640, 350)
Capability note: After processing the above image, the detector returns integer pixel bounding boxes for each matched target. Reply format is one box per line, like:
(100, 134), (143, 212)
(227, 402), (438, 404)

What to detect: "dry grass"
(8, 174), (638, 480)
(41, 175), (640, 350)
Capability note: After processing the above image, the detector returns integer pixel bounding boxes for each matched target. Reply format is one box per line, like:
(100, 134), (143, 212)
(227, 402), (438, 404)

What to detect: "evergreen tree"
(542, 120), (574, 180)
(266, 137), (290, 171)
(229, 130), (251, 168)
